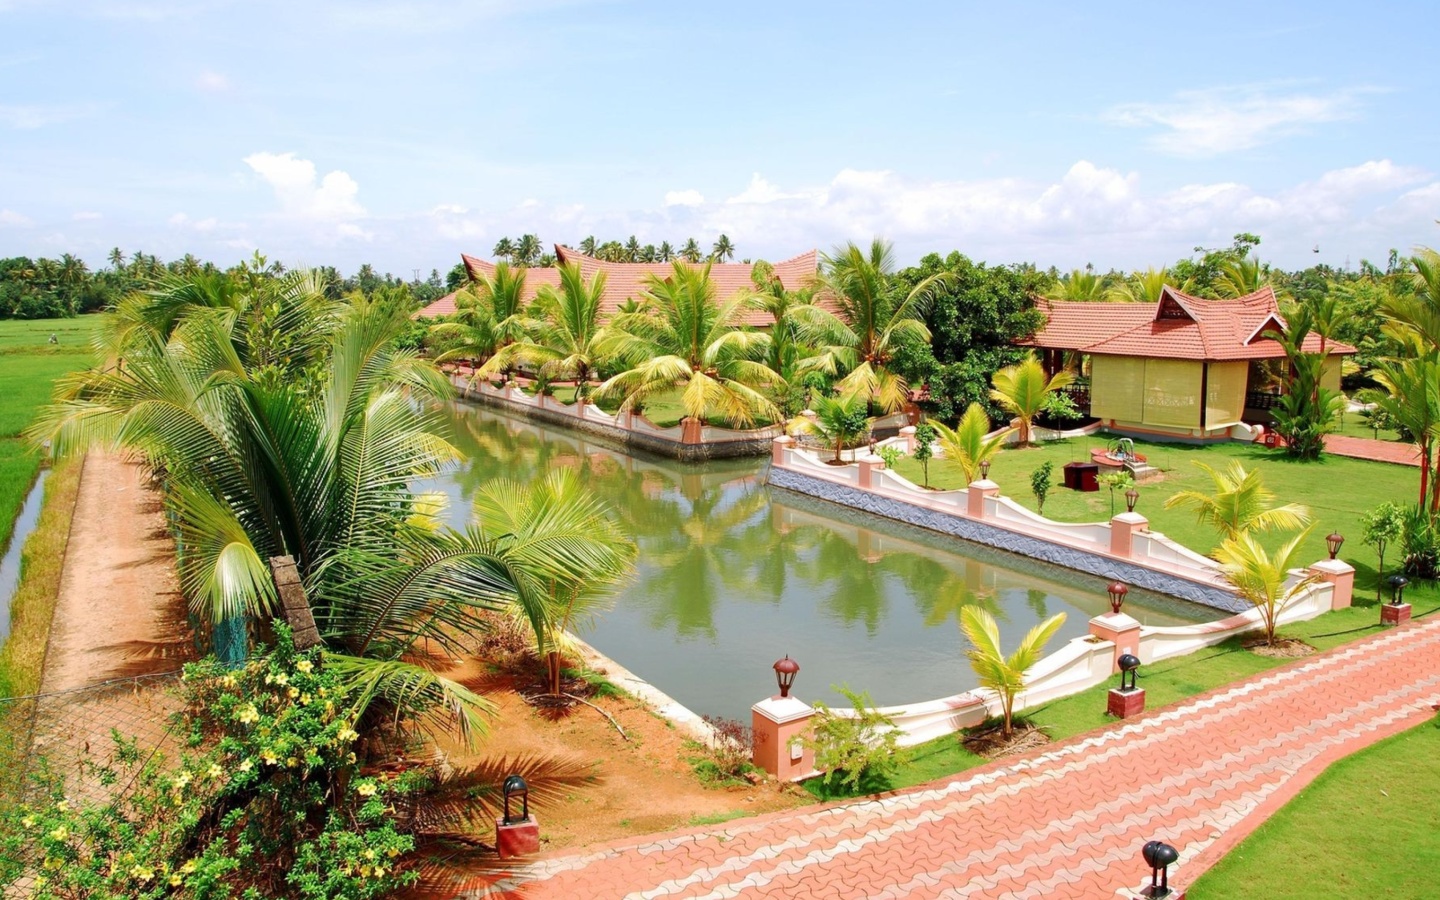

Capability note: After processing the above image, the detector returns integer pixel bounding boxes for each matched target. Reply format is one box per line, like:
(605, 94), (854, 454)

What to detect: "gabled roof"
(414, 290), (459, 318)
(415, 246), (819, 326)
(1020, 285), (1355, 361)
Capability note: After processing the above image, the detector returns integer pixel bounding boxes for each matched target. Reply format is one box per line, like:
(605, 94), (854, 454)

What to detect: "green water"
(430, 403), (1215, 723)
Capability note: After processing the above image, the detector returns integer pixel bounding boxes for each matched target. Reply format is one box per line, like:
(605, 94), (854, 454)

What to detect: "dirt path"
(38, 453), (188, 693)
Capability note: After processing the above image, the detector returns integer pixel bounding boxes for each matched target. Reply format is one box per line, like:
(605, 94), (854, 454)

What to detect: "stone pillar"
(752, 695), (816, 782)
(1308, 558), (1356, 610)
(1089, 612), (1143, 673)
(899, 425), (917, 453)
(772, 434), (794, 466)
(495, 815), (541, 860)
(967, 480), (1000, 519)
(680, 417), (703, 444)
(858, 457), (882, 489)
(1110, 512), (1149, 559)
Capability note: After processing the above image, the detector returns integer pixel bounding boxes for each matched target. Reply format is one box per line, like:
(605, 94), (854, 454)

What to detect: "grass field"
(0, 317), (102, 552)
(542, 384), (775, 428)
(892, 434), (1419, 597)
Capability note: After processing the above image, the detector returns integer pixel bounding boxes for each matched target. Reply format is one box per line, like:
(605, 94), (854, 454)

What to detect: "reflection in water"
(426, 403), (1215, 722)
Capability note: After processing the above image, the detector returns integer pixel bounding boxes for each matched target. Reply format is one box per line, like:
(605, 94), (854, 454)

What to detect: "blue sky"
(1, 0), (1436, 276)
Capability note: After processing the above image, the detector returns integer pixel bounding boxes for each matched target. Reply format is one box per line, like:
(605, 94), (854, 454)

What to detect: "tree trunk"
(547, 651), (563, 696)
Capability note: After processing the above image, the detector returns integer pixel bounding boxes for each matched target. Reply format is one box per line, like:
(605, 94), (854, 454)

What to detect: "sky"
(1, 0), (1437, 277)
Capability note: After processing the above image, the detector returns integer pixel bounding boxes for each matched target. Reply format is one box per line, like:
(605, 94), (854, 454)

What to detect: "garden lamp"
(1125, 487), (1140, 513)
(1118, 654), (1141, 692)
(1107, 581), (1129, 615)
(1141, 840), (1178, 897)
(1326, 531), (1345, 560)
(979, 460), (991, 480)
(1388, 574), (1409, 606)
(773, 655), (800, 698)
(502, 774), (530, 825)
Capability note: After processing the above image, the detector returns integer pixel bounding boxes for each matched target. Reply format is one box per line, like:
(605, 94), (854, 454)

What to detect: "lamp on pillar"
(979, 460), (991, 481)
(1326, 530), (1345, 560)
(1382, 574), (1413, 626)
(1388, 574), (1409, 605)
(495, 774), (539, 859)
(1125, 486), (1140, 513)
(1140, 840), (1179, 898)
(1118, 653), (1141, 692)
(1108, 653), (1145, 718)
(773, 655), (799, 698)
(1107, 581), (1129, 615)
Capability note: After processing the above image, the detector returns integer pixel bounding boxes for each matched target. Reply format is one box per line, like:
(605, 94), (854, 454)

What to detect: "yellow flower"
(386, 847), (399, 858)
(363, 849), (376, 861)
(286, 757), (299, 768)
(318, 686), (328, 697)
(43, 856), (62, 870)
(260, 749), (278, 765)
(208, 764), (223, 779)
(346, 752), (357, 764)
(287, 686), (300, 699)
(237, 704), (260, 724)
(170, 874), (183, 887)
(373, 865), (386, 878)
(299, 692), (312, 705)
(131, 864), (154, 882)
(220, 674), (238, 689)
(359, 865), (372, 878)
(296, 660), (313, 674)
(48, 825), (68, 841)
(20, 815), (34, 828)
(272, 672), (289, 687)
(356, 781), (377, 797)
(238, 759), (254, 773)
(337, 726), (359, 743)
(174, 771), (192, 789)
(54, 799), (68, 811)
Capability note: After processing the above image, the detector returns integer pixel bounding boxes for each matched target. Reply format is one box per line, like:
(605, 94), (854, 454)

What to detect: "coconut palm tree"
(712, 234), (735, 262)
(1106, 268), (1170, 303)
(680, 238), (702, 263)
(750, 259), (810, 383)
(596, 260), (778, 427)
(932, 403), (1010, 484)
(1163, 461), (1311, 541)
(960, 606), (1066, 738)
(988, 354), (1075, 446)
(658, 241), (674, 262)
(474, 469), (635, 696)
(789, 392), (870, 464)
(430, 263), (531, 376)
(514, 234), (542, 266)
(1215, 257), (1266, 299)
(1380, 246), (1440, 353)
(501, 262), (610, 399)
(1214, 528), (1318, 647)
(1363, 354), (1440, 508)
(578, 235), (597, 256)
(1044, 269), (1105, 302)
(492, 237), (515, 262)
(624, 235), (641, 262)
(795, 238), (947, 413)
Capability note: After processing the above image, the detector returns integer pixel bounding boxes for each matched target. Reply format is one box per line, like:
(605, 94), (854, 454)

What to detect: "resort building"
(1021, 285), (1355, 441)
(417, 245), (819, 326)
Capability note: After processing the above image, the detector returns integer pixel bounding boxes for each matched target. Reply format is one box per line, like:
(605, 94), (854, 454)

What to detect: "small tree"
(960, 607), (1066, 738)
(1215, 527), (1318, 647)
(1030, 461), (1054, 514)
(1098, 470), (1134, 518)
(1362, 502), (1405, 602)
(805, 685), (900, 792)
(933, 402), (1010, 485)
(876, 444), (905, 469)
(791, 393), (871, 464)
(913, 422), (937, 487)
(989, 355), (1075, 446)
(1163, 461), (1311, 541)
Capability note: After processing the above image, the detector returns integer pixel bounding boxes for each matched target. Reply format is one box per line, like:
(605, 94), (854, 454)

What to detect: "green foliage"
(912, 422), (936, 487)
(792, 393), (871, 464)
(1098, 470), (1133, 517)
(1266, 307), (1343, 459)
(805, 685), (900, 793)
(1399, 503), (1438, 578)
(876, 444), (905, 470)
(1162, 461), (1312, 541)
(1361, 501), (1405, 601)
(1214, 528), (1318, 646)
(959, 607), (1066, 738)
(1030, 461), (1053, 514)
(989, 355), (1075, 445)
(931, 403), (1007, 485)
(0, 631), (418, 899)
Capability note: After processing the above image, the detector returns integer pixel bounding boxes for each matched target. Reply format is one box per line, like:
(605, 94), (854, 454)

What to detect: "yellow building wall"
(1091, 355), (1208, 430)
(1205, 361), (1249, 428)
(1322, 356), (1342, 394)
(1142, 359), (1203, 428)
(1090, 356), (1146, 423)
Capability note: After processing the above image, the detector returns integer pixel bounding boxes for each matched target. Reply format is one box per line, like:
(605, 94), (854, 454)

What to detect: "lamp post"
(1382, 574), (1413, 627)
(1388, 574), (1409, 606)
(1118, 654), (1140, 692)
(1141, 840), (1179, 897)
(773, 655), (799, 699)
(1125, 487), (1140, 513)
(502, 774), (530, 825)
(495, 773), (540, 859)
(1107, 581), (1129, 615)
(979, 459), (991, 481)
(1326, 530), (1345, 560)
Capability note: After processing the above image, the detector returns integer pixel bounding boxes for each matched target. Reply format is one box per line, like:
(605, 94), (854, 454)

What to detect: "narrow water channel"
(426, 404), (1215, 723)
(0, 470), (48, 644)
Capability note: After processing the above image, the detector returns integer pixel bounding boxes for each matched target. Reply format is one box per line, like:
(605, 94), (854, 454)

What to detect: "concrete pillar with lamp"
(1109, 487), (1147, 559)
(494, 774), (540, 860)
(967, 459), (1000, 519)
(751, 656), (817, 782)
(1309, 530), (1355, 610)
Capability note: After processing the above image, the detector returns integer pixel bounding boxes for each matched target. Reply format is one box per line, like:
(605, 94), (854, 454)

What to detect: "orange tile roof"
(414, 246), (819, 326)
(415, 290), (459, 318)
(1020, 286), (1355, 361)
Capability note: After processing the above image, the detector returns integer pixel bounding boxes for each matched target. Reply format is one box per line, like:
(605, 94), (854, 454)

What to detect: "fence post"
(269, 555), (322, 651)
(752, 695), (817, 782)
(1308, 559), (1355, 610)
(1109, 512), (1148, 559)
(772, 434), (794, 465)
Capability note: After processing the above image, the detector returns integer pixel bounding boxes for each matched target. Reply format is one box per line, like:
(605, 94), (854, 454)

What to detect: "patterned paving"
(460, 618), (1440, 899)
(1324, 434), (1421, 467)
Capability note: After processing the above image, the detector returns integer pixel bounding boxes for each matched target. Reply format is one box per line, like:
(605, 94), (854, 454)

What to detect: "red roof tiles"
(1020, 286), (1355, 361)
(415, 246), (819, 326)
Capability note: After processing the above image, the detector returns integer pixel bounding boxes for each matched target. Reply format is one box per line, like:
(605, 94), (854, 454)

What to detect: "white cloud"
(1103, 85), (1372, 157)
(195, 70), (231, 92)
(243, 151), (366, 221)
(0, 209), (33, 227)
(0, 103), (98, 129)
(71, 210), (102, 221)
(664, 189), (705, 207)
(169, 212), (221, 232)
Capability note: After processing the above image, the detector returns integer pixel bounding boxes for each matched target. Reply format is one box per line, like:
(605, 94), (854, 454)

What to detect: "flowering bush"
(0, 628), (418, 899)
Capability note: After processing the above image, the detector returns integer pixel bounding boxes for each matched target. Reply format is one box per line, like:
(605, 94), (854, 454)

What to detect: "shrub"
(804, 685), (899, 793)
(1030, 461), (1054, 515)
(1400, 504), (1438, 579)
(876, 445), (905, 470)
(691, 716), (755, 785)
(913, 423), (936, 487)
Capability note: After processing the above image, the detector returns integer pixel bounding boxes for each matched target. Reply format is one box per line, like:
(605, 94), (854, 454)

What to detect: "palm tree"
(492, 237), (515, 262)
(578, 235), (597, 257)
(789, 393), (870, 464)
(711, 234), (735, 262)
(596, 260), (778, 427)
(1381, 246), (1440, 353)
(1215, 257), (1266, 299)
(1162, 461), (1311, 541)
(474, 470), (635, 696)
(932, 403), (1010, 484)
(641, 244), (657, 263)
(1214, 528), (1318, 647)
(1044, 269), (1105, 302)
(107, 247), (126, 270)
(514, 234), (542, 266)
(795, 238), (947, 413)
(658, 241), (674, 262)
(680, 238), (702, 263)
(960, 607), (1066, 738)
(624, 236), (641, 262)
(509, 263), (610, 399)
(1106, 268), (1169, 303)
(1363, 354), (1440, 508)
(429, 262), (530, 376)
(988, 354), (1075, 445)
(750, 259), (809, 383)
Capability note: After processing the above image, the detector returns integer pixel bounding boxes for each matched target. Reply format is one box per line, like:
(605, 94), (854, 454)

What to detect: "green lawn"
(536, 385), (773, 429)
(1189, 712), (1440, 898)
(892, 435), (1418, 599)
(0, 317), (102, 550)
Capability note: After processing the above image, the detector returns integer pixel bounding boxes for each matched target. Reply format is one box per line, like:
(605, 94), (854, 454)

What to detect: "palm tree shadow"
(95, 591), (196, 679)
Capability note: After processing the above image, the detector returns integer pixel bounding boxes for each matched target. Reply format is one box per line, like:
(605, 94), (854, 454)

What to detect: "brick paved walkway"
(1324, 434), (1420, 466)
(463, 618), (1440, 899)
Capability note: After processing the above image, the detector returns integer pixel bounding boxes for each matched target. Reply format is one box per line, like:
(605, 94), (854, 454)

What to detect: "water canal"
(428, 403), (1215, 723)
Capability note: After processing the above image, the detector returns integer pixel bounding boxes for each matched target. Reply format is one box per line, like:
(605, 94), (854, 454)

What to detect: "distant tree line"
(491, 233), (737, 265)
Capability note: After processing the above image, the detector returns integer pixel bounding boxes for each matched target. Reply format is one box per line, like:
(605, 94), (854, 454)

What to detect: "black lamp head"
(1142, 840), (1179, 894)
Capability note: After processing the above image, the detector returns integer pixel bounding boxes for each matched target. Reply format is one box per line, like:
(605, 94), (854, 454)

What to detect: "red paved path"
(459, 618), (1440, 899)
(1323, 434), (1420, 466)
